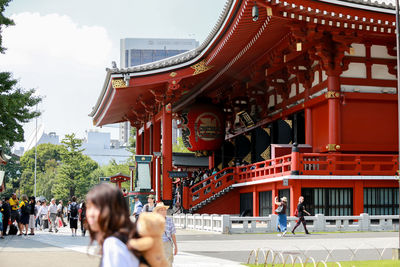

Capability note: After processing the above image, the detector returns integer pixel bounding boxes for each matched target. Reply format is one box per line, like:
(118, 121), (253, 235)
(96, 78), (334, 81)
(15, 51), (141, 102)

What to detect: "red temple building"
(91, 0), (399, 216)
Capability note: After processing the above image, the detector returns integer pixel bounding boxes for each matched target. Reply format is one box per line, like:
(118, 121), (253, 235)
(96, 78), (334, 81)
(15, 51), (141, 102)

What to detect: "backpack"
(8, 223), (18, 235)
(70, 203), (78, 217)
(21, 202), (29, 215)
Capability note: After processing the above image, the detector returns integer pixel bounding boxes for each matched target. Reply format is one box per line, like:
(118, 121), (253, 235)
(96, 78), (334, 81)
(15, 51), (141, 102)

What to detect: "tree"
(173, 136), (192, 153)
(18, 143), (65, 196)
(0, 0), (14, 54)
(0, 1), (41, 146)
(54, 134), (98, 199)
(128, 126), (137, 155)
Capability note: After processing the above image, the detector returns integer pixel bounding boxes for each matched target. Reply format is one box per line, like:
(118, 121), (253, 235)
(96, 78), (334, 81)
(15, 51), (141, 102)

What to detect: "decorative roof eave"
(89, 0), (236, 119)
(0, 147), (11, 165)
(320, 0), (395, 12)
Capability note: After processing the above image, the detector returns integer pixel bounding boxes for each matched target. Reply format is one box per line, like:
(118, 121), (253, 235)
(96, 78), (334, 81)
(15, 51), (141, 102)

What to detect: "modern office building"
(118, 38), (198, 145)
(82, 130), (132, 166)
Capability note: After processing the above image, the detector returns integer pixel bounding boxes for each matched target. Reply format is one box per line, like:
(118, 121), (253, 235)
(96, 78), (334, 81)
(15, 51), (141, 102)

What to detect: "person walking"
(28, 196), (36, 235)
(38, 200), (49, 230)
(57, 200), (66, 227)
(142, 195), (155, 212)
(35, 201), (41, 230)
(79, 202), (87, 236)
(292, 196), (311, 235)
(132, 196), (143, 221)
(69, 196), (79, 236)
(1, 197), (10, 236)
(274, 196), (288, 237)
(48, 198), (58, 233)
(154, 202), (178, 267)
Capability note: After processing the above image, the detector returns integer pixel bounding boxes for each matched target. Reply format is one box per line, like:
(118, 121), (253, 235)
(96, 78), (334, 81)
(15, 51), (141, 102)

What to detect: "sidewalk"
(1, 226), (398, 266)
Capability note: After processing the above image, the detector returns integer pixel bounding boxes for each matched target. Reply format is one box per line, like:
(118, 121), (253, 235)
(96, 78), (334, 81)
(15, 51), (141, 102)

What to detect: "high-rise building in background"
(119, 38), (198, 145)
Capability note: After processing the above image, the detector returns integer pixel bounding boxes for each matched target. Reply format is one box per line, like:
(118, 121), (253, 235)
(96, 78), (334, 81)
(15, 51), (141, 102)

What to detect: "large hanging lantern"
(181, 103), (225, 152)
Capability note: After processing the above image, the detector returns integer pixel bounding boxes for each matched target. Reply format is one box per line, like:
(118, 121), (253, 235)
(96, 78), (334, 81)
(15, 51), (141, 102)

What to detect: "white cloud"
(0, 12), (115, 147)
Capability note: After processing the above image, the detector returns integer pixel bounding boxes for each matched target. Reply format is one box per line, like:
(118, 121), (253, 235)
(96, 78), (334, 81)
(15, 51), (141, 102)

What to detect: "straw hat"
(153, 202), (169, 212)
(147, 194), (155, 199)
(281, 196), (288, 202)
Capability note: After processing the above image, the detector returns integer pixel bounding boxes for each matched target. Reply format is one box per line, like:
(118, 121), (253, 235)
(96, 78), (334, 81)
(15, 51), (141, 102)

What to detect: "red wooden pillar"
(144, 125), (150, 155)
(290, 180), (301, 216)
(354, 181), (364, 215)
(305, 108), (312, 146)
(136, 129), (143, 155)
(272, 182), (278, 214)
(252, 185), (258, 217)
(327, 75), (341, 151)
(153, 120), (161, 199)
(209, 152), (215, 170)
(162, 104), (173, 203)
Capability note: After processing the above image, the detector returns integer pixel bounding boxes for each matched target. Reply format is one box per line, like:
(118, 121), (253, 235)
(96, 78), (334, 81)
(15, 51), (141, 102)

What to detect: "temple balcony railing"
(183, 151), (399, 211)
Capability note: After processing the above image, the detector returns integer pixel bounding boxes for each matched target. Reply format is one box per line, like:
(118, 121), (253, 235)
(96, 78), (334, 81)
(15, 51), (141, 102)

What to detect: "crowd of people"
(0, 193), (87, 237)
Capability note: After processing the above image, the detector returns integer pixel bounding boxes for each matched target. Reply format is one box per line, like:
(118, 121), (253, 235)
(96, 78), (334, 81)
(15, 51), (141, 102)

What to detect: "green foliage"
(55, 134), (98, 199)
(0, 145), (22, 191)
(173, 136), (192, 153)
(0, 73), (42, 147)
(92, 159), (132, 191)
(0, 0), (14, 54)
(19, 143), (65, 197)
(128, 127), (137, 155)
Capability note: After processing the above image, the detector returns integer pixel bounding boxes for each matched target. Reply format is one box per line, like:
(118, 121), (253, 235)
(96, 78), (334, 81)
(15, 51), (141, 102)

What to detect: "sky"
(0, 0), (227, 149)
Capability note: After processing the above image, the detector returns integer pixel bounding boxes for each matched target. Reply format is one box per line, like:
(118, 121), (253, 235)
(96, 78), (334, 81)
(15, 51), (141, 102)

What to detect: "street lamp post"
(34, 104), (38, 198)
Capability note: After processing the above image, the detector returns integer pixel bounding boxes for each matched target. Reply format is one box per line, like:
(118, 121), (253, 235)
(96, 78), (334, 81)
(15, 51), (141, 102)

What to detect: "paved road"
(0, 227), (399, 266)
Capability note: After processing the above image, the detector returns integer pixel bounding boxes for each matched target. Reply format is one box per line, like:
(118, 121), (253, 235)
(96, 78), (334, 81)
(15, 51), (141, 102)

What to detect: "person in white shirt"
(57, 200), (66, 227)
(48, 198), (58, 233)
(86, 184), (140, 267)
(38, 201), (49, 230)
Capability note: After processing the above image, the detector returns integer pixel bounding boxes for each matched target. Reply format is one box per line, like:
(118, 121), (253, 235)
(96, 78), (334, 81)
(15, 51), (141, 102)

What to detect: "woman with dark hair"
(69, 196), (79, 237)
(79, 201), (87, 236)
(19, 195), (30, 236)
(86, 183), (141, 267)
(28, 196), (36, 235)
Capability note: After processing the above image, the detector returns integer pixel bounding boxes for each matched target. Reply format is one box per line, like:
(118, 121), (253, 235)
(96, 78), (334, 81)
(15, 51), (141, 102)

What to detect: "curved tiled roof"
(107, 0), (395, 76)
(341, 0), (395, 9)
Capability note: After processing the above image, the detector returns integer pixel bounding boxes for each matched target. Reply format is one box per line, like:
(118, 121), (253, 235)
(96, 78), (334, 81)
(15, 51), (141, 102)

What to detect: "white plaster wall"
(289, 83), (296, 98)
(341, 63), (367, 78)
(322, 70), (328, 81)
(345, 43), (366, 57)
(299, 83), (305, 94)
(268, 95), (275, 108)
(371, 64), (396, 80)
(341, 85), (396, 94)
(312, 71), (319, 87)
(276, 94), (283, 104)
(371, 45), (396, 59)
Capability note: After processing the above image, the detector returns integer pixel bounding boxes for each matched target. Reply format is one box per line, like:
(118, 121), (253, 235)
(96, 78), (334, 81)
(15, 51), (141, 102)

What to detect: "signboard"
(135, 155), (153, 190)
(135, 155), (153, 163)
(168, 171), (188, 178)
(237, 111), (255, 128)
(282, 179), (289, 186)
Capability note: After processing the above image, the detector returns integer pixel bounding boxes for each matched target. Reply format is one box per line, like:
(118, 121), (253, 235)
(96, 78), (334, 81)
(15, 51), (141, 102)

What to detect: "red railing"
(300, 153), (398, 176)
(236, 154), (292, 182)
(184, 152), (398, 210)
(187, 167), (235, 208)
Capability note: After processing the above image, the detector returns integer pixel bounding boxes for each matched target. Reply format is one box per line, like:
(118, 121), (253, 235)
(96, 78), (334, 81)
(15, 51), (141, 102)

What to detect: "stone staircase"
(188, 185), (234, 213)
